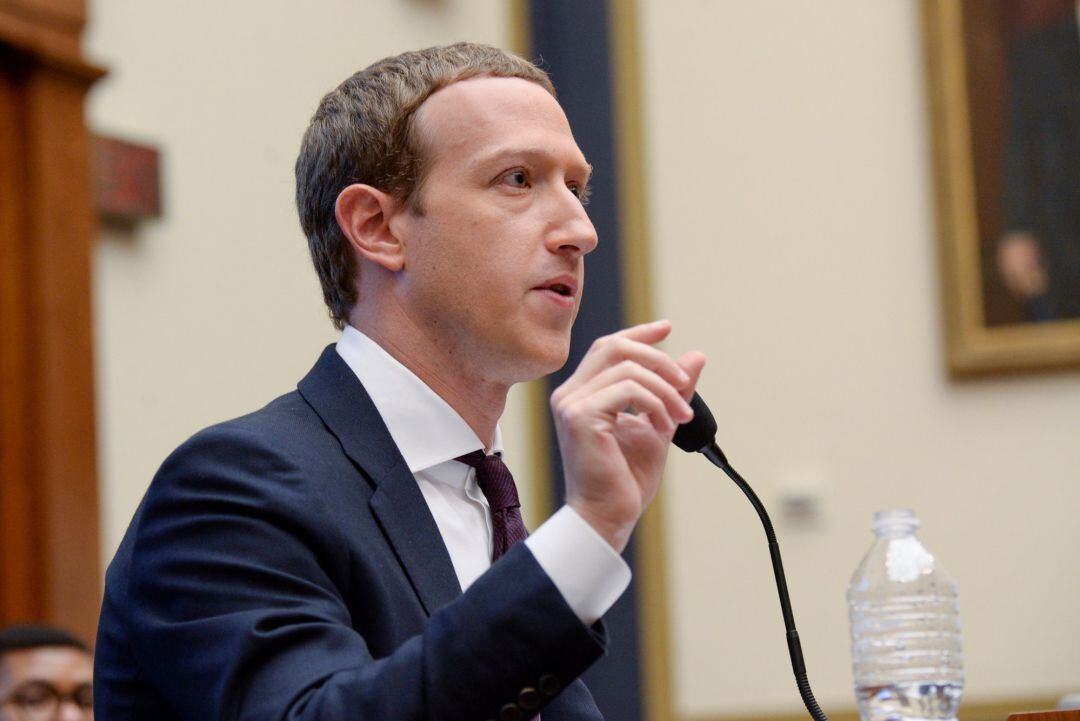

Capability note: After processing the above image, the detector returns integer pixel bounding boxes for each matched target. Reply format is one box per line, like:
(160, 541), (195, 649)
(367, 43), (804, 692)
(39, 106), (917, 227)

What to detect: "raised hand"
(550, 320), (706, 552)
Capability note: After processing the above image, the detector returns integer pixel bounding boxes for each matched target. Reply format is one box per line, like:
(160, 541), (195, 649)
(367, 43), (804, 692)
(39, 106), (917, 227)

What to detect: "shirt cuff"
(524, 505), (632, 626)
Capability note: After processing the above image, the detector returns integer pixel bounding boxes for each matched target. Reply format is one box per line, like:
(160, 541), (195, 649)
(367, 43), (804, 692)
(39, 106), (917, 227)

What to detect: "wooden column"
(0, 0), (104, 644)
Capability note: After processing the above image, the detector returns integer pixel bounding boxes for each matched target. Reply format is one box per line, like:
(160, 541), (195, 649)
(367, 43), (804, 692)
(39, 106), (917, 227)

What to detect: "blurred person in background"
(998, 0), (1080, 321)
(0, 625), (93, 721)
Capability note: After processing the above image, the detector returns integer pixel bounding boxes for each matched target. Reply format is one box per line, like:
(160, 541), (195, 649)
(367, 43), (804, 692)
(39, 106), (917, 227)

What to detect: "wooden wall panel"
(24, 64), (101, 639)
(0, 53), (44, 626)
(0, 0), (104, 644)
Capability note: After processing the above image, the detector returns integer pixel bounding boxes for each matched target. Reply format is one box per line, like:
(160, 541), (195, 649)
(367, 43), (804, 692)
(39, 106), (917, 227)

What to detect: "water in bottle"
(847, 509), (963, 721)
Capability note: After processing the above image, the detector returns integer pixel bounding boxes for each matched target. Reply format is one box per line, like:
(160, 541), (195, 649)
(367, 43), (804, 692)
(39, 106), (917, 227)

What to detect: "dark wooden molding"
(0, 0), (104, 645)
(0, 0), (104, 81)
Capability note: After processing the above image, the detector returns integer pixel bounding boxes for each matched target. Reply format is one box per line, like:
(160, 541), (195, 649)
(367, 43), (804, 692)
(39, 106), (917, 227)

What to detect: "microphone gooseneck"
(675, 393), (829, 721)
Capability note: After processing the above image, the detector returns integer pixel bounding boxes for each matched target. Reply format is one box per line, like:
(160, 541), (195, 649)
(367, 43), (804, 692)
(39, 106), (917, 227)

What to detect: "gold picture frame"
(923, 0), (1080, 376)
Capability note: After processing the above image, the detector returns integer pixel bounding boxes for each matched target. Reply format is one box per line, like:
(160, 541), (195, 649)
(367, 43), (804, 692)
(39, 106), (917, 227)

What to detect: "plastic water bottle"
(847, 509), (964, 721)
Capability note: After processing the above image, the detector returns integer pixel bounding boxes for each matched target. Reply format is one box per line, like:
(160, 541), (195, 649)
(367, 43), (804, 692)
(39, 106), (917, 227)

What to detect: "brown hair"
(295, 42), (555, 329)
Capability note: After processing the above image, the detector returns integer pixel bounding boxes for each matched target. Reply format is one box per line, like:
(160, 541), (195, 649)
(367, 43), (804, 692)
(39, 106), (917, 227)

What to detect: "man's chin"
(512, 338), (570, 383)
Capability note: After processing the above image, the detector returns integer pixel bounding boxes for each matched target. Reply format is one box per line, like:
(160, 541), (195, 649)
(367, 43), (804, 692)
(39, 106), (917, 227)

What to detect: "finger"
(571, 378), (677, 436)
(560, 359), (693, 424)
(569, 333), (690, 392)
(611, 319), (672, 344)
(613, 411), (670, 450)
(675, 351), (707, 402)
(574, 320), (672, 371)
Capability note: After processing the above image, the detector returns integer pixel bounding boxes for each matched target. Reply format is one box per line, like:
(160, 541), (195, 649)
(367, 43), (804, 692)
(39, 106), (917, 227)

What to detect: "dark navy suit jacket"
(95, 346), (607, 721)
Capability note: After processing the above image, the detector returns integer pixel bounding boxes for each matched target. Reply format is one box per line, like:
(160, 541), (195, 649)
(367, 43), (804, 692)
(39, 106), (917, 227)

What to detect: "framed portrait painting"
(924, 0), (1080, 375)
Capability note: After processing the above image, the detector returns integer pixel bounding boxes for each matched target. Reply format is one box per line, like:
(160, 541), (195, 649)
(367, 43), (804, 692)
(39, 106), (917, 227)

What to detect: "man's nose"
(545, 189), (598, 257)
(57, 699), (87, 721)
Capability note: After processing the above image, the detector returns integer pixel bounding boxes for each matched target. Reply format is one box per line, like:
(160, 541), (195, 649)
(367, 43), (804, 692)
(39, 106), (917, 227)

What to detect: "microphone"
(673, 392), (829, 721)
(672, 392), (725, 461)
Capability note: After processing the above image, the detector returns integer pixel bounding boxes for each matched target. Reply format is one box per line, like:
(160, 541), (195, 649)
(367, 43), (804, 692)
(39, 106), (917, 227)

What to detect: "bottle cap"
(872, 508), (919, 536)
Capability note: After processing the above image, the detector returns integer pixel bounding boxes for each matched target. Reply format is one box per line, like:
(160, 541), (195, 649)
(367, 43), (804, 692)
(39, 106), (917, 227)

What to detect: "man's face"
(0, 647), (93, 721)
(390, 76), (598, 384)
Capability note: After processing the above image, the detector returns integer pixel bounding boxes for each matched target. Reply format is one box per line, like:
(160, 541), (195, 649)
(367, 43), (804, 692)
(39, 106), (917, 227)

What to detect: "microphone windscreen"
(672, 392), (718, 453)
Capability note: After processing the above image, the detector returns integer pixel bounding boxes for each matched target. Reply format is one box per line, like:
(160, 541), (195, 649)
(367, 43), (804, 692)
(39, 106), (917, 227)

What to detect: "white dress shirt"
(336, 325), (630, 625)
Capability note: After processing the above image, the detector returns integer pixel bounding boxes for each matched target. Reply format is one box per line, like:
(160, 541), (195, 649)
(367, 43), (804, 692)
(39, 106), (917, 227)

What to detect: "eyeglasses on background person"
(1, 680), (93, 720)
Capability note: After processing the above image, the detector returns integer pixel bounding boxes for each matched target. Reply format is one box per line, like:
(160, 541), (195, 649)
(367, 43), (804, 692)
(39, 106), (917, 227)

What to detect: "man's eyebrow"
(472, 147), (593, 182)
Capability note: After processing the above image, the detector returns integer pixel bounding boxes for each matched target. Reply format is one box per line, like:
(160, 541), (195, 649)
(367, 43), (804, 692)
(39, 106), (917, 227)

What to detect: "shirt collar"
(335, 325), (503, 473)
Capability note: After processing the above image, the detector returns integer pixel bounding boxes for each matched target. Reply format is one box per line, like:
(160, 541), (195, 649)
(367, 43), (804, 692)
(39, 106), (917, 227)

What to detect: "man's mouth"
(535, 275), (578, 298)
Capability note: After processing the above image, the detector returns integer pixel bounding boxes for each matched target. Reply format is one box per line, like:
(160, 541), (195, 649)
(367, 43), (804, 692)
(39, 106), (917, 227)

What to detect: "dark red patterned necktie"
(455, 450), (529, 561)
(456, 450), (540, 720)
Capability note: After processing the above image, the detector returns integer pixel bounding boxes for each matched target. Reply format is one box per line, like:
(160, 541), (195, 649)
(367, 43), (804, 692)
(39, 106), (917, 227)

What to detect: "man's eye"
(15, 685), (54, 707)
(569, 183), (591, 206)
(74, 684), (94, 709)
(507, 170), (527, 187)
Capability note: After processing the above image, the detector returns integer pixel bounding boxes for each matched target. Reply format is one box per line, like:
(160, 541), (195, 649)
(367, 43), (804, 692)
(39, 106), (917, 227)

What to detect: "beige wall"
(83, 0), (529, 560)
(639, 0), (1080, 717)
(84, 0), (1079, 718)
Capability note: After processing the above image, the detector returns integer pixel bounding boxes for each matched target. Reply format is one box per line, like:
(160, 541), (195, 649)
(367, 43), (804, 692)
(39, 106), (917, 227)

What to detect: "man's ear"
(334, 184), (405, 272)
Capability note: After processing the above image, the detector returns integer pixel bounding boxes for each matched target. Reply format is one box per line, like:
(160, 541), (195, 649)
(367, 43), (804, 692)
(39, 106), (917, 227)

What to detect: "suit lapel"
(297, 345), (462, 615)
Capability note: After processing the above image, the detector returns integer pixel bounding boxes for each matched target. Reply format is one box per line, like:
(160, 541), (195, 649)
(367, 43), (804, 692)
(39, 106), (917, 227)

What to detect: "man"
(95, 42), (705, 721)
(0, 625), (94, 721)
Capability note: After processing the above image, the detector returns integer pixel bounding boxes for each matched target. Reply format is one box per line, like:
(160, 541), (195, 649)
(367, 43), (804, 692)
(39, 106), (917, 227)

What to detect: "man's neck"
(348, 313), (509, 451)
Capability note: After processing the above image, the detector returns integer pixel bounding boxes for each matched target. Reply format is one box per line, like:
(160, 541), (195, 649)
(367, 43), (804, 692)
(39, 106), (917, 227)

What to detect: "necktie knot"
(455, 450), (520, 513)
(455, 450), (528, 561)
